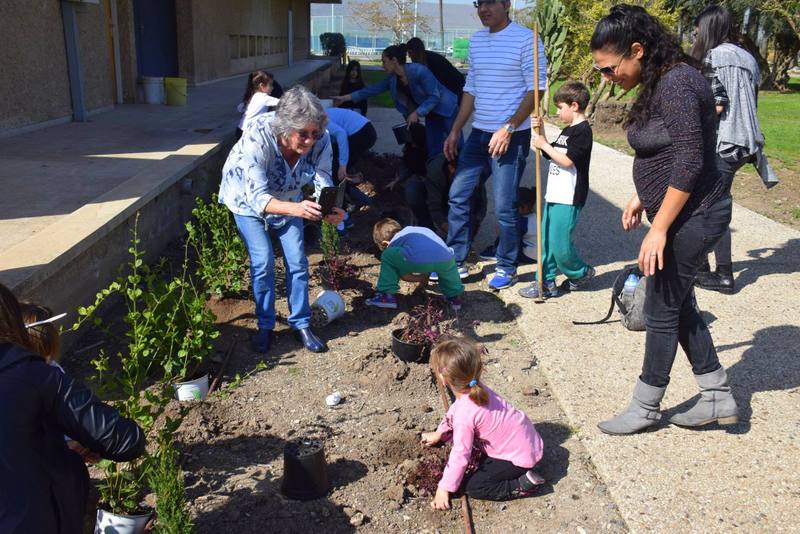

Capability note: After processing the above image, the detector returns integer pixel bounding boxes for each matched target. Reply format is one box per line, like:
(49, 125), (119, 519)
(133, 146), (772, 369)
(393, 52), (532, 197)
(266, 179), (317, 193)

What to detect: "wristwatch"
(503, 122), (515, 134)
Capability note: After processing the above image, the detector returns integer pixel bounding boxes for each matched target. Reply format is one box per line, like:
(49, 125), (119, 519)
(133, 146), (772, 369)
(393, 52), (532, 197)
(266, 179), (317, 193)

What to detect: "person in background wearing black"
(268, 72), (284, 99)
(339, 60), (368, 116)
(407, 37), (465, 103)
(0, 283), (145, 533)
(691, 4), (773, 294)
(590, 5), (738, 435)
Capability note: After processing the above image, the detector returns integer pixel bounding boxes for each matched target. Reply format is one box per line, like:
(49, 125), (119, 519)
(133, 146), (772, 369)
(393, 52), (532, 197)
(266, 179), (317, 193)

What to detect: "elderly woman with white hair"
(219, 86), (345, 353)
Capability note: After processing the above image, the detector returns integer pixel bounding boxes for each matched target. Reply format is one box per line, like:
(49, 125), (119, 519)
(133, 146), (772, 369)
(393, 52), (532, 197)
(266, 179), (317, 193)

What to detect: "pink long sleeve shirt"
(436, 385), (544, 492)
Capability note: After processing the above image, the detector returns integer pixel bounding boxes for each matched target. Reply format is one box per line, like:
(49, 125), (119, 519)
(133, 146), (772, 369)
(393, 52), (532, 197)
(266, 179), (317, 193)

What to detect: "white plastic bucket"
(311, 290), (345, 325)
(173, 373), (209, 401)
(95, 508), (153, 534)
(142, 76), (164, 105)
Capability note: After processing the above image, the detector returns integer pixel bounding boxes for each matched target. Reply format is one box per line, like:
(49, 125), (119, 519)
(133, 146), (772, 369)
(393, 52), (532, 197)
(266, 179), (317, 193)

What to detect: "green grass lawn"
(359, 70), (395, 109)
(757, 82), (800, 170)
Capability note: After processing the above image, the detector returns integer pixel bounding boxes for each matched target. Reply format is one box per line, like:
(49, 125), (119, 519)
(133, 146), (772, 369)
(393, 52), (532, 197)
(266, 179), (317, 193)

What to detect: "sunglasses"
(296, 129), (323, 141)
(593, 53), (628, 76)
(473, 0), (500, 8)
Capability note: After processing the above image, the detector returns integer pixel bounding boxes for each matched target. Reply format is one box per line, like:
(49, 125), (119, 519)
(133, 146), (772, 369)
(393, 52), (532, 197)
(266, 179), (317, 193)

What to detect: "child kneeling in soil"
(367, 218), (464, 311)
(423, 337), (545, 509)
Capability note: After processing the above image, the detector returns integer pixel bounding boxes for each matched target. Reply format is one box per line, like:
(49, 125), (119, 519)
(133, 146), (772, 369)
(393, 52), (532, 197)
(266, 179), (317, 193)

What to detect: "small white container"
(311, 290), (345, 326)
(141, 76), (164, 105)
(173, 373), (209, 401)
(95, 508), (153, 534)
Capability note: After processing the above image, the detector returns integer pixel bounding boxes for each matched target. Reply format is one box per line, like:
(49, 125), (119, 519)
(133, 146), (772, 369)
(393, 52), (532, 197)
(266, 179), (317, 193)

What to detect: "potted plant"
(312, 222), (354, 326)
(392, 298), (457, 363)
(163, 258), (220, 402)
(71, 217), (195, 532)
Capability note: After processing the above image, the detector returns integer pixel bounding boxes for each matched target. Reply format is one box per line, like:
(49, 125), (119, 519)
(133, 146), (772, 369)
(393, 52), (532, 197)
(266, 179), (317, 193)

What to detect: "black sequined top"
(627, 63), (726, 226)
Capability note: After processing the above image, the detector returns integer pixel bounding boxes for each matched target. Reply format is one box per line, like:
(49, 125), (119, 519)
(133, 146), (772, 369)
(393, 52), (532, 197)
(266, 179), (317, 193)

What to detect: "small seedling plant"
(147, 418), (194, 534)
(317, 221), (356, 291)
(186, 194), (249, 297)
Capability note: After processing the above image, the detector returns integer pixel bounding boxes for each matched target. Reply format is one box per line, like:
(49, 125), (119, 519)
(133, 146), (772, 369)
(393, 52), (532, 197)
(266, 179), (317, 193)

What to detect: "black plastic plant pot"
(281, 439), (330, 500)
(392, 328), (430, 363)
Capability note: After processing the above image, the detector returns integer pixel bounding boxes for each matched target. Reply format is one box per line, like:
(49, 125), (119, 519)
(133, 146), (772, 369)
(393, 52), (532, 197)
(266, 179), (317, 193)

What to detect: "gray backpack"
(573, 264), (647, 331)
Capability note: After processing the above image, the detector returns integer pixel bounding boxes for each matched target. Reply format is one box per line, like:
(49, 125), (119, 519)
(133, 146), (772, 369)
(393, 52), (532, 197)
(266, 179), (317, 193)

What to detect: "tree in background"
(354, 0), (432, 44)
(535, 0), (568, 114)
(671, 0), (799, 91)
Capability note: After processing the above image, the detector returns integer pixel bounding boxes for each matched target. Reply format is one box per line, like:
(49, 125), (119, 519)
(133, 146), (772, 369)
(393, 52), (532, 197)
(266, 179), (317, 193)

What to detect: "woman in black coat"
(0, 283), (145, 533)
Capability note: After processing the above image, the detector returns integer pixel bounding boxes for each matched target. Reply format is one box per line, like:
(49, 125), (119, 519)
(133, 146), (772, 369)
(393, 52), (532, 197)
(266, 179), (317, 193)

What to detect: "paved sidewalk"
(500, 141), (800, 532)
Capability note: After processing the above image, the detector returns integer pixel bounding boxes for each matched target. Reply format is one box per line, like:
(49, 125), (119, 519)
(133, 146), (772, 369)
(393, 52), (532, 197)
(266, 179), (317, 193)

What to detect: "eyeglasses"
(473, 0), (500, 8)
(593, 54), (627, 76)
(296, 129), (323, 141)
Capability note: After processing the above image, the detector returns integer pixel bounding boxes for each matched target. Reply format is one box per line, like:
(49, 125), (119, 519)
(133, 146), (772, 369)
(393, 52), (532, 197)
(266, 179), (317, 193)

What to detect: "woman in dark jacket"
(0, 283), (145, 533)
(339, 60), (368, 116)
(590, 5), (738, 435)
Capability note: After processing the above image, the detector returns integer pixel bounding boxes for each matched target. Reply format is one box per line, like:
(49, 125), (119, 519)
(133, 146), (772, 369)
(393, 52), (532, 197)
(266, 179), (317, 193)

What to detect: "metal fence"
(310, 15), (474, 56)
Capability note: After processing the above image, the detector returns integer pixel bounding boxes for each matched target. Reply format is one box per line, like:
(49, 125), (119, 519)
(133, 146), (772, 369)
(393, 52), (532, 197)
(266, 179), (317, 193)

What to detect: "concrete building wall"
(0, 1), (118, 132)
(182, 0), (311, 84)
(116, 0), (138, 103)
(77, 3), (115, 112)
(0, 1), (72, 130)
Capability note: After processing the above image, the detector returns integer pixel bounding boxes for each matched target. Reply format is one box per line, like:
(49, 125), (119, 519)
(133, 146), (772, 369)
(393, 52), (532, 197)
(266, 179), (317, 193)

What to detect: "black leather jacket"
(0, 343), (145, 533)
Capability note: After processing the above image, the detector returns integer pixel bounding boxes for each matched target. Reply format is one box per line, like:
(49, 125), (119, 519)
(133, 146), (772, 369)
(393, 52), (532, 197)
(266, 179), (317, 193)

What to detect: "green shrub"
(149, 427), (194, 534)
(186, 195), (249, 297)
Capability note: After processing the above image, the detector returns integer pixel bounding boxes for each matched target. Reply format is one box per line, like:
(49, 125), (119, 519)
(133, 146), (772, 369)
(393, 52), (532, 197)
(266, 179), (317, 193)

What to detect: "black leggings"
(461, 456), (528, 501)
(641, 196), (733, 387)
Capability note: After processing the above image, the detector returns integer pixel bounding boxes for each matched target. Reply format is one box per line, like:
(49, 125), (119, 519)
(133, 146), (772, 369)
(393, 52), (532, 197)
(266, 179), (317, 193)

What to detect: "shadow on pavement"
(663, 324), (800, 434)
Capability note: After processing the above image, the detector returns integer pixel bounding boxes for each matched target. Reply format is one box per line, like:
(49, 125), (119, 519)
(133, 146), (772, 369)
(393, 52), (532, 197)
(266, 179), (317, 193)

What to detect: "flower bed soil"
(70, 152), (627, 533)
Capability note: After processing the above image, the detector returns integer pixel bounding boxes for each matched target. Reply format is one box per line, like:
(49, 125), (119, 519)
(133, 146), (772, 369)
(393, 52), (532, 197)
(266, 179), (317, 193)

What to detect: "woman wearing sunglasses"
(590, 5), (738, 435)
(219, 86), (345, 354)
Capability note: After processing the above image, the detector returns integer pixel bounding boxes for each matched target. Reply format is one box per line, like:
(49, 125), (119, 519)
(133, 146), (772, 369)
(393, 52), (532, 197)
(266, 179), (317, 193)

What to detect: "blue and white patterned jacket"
(219, 114), (334, 227)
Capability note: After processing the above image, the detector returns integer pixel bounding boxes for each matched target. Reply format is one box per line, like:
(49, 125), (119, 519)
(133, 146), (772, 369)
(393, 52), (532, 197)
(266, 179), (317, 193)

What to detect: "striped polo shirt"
(463, 21), (547, 132)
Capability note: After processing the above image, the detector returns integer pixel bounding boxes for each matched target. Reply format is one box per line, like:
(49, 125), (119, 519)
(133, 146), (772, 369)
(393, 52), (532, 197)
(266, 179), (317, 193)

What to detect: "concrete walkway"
(369, 111), (799, 531)
(501, 139), (800, 532)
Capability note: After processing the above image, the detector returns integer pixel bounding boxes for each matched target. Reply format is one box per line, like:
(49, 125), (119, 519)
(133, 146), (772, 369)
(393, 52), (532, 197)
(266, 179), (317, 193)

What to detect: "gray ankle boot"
(669, 367), (738, 427)
(598, 379), (666, 435)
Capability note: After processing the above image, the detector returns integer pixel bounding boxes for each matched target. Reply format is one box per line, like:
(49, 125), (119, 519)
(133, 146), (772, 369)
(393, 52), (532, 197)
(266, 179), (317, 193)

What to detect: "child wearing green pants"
(367, 218), (463, 310)
(520, 81), (595, 299)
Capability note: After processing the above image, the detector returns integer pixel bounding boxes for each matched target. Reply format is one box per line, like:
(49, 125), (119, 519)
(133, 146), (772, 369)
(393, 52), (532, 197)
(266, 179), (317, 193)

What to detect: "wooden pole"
(434, 374), (476, 534)
(533, 23), (545, 302)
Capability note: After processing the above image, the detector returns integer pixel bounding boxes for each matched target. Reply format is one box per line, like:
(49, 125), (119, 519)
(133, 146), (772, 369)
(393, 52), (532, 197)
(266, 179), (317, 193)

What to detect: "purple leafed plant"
(317, 254), (356, 291)
(415, 443), (485, 496)
(399, 298), (458, 346)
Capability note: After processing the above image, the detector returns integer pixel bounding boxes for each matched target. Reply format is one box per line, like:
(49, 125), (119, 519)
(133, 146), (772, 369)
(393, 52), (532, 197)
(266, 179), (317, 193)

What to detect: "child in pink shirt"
(422, 337), (545, 509)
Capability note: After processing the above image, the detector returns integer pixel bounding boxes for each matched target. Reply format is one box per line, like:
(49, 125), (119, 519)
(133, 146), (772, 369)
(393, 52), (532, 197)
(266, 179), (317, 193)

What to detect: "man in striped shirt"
(443, 0), (547, 290)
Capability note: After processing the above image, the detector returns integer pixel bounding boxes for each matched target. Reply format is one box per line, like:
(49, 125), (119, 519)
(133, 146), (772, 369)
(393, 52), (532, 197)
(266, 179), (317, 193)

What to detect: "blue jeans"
(447, 128), (530, 273)
(233, 214), (311, 331)
(425, 113), (458, 161)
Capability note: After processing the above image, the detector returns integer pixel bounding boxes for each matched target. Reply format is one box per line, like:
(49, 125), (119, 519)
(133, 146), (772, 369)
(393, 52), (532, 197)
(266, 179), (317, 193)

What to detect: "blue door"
(133, 0), (178, 77)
